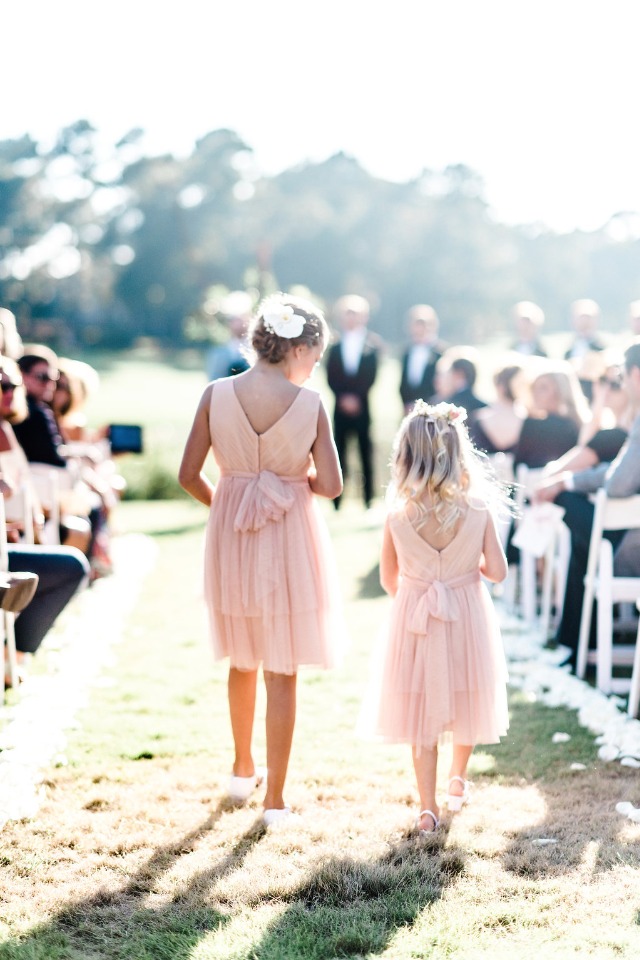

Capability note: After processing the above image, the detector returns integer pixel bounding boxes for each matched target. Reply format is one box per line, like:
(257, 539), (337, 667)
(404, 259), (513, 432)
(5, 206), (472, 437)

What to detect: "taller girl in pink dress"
(361, 401), (510, 835)
(179, 294), (344, 826)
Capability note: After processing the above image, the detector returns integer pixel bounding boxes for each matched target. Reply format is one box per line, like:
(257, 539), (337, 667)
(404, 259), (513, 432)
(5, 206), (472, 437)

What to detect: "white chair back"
(576, 489), (640, 693)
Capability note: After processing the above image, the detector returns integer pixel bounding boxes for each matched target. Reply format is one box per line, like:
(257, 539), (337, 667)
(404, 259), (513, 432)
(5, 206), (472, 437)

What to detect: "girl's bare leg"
(228, 667), (258, 777)
(412, 745), (439, 830)
(448, 744), (474, 795)
(263, 671), (297, 810)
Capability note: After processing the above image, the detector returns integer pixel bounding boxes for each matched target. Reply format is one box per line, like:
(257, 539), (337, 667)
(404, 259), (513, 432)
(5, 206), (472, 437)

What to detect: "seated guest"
(0, 357), (89, 686)
(544, 358), (632, 475)
(534, 339), (640, 670)
(468, 363), (526, 456)
(432, 348), (487, 413)
(514, 362), (589, 469)
(12, 346), (91, 554)
(399, 304), (446, 414)
(51, 359), (120, 577)
(510, 301), (548, 357)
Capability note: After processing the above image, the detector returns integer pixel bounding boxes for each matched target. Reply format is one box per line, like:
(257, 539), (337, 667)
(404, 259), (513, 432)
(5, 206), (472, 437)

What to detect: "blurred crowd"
(1, 307), (126, 690)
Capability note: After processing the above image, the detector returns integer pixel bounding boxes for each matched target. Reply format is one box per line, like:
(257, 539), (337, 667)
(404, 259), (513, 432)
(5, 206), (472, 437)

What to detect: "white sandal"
(445, 776), (471, 812)
(415, 809), (439, 835)
(227, 766), (267, 801)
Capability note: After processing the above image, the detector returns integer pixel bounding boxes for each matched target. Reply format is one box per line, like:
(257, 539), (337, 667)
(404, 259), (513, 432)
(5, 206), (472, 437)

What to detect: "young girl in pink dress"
(179, 294), (344, 826)
(363, 401), (510, 834)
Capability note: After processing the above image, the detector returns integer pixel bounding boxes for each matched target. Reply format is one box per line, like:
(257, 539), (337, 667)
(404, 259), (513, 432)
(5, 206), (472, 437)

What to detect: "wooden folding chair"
(576, 488), (640, 694)
(0, 495), (18, 699)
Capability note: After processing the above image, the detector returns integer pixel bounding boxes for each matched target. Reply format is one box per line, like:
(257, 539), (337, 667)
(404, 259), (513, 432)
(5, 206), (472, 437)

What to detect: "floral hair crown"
(412, 399), (467, 425)
(261, 296), (306, 339)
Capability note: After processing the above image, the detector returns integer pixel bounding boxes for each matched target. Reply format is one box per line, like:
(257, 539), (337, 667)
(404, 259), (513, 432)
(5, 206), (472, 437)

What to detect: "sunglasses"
(0, 381), (20, 393)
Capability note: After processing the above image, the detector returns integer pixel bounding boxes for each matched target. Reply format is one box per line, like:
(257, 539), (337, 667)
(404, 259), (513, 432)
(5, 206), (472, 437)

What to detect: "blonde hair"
(530, 365), (590, 426)
(388, 401), (510, 532)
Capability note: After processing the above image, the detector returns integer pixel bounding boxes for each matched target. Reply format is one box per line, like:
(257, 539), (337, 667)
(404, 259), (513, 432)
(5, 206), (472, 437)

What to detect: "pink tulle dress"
(203, 377), (345, 675)
(361, 502), (509, 749)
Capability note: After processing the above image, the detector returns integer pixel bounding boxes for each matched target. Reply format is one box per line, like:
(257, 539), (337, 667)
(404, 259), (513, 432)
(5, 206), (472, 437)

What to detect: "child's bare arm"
(480, 512), (508, 583)
(380, 519), (399, 596)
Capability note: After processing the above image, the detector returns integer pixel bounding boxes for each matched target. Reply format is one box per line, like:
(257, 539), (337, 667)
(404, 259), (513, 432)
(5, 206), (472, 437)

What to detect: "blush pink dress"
(362, 502), (509, 750)
(203, 377), (344, 675)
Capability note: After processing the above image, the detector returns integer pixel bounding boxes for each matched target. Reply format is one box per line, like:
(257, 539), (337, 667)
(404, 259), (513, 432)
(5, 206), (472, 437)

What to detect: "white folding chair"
(628, 599), (640, 719)
(512, 465), (547, 624)
(28, 464), (62, 545)
(576, 489), (640, 694)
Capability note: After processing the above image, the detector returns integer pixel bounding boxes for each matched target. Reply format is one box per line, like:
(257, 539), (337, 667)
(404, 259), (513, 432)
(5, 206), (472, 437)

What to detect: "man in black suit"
(326, 295), (381, 509)
(399, 304), (446, 414)
(431, 349), (487, 414)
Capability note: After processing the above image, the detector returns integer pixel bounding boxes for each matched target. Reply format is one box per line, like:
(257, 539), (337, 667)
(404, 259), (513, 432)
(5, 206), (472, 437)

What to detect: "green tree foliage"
(1, 123), (639, 349)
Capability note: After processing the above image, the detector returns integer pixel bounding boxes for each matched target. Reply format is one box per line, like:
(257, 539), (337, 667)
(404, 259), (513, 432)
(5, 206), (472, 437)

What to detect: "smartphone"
(108, 424), (143, 455)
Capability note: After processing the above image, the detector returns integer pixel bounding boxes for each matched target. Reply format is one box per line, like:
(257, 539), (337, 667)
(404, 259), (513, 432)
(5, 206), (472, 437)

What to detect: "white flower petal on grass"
(570, 762), (587, 770)
(531, 838), (558, 845)
(551, 732), (571, 743)
(628, 808), (640, 823)
(620, 756), (640, 768)
(598, 744), (620, 762)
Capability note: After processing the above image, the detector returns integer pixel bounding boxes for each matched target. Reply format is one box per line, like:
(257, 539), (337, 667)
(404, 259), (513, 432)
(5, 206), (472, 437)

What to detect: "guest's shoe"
(414, 809), (439, 835)
(445, 776), (471, 812)
(227, 766), (266, 802)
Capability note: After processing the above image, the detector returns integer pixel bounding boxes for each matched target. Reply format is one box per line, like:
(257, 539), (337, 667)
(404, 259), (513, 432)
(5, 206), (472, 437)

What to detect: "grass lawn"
(1, 496), (640, 959)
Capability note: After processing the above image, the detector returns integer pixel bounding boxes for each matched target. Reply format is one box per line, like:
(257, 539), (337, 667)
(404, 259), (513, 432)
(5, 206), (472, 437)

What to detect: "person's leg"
(448, 744), (474, 794)
(8, 545), (89, 655)
(262, 671), (297, 810)
(228, 667), (259, 777)
(356, 416), (375, 508)
(333, 413), (349, 510)
(412, 744), (439, 830)
(553, 491), (623, 668)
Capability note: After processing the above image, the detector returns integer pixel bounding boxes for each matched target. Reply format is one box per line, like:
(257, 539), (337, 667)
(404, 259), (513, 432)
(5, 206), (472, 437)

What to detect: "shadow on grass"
(247, 827), (466, 960)
(0, 801), (263, 960)
(0, 810), (467, 960)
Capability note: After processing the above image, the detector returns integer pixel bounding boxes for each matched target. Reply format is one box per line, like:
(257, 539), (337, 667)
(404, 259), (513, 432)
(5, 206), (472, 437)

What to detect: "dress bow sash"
(234, 470), (296, 533)
(405, 571), (480, 635)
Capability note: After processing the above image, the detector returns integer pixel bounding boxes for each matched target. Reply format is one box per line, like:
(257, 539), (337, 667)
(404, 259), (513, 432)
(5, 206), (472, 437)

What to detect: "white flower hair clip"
(261, 297), (306, 339)
(413, 399), (467, 424)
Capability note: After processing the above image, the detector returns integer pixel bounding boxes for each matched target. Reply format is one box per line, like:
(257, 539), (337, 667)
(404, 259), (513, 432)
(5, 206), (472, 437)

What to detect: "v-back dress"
(362, 502), (509, 749)
(203, 377), (344, 675)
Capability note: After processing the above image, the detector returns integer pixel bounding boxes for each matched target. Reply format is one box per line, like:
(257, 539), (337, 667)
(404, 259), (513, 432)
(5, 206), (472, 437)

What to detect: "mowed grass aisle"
(1, 497), (640, 960)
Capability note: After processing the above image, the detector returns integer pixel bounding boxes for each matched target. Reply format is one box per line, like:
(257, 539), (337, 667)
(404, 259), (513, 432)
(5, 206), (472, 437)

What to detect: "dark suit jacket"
(447, 386), (487, 415)
(326, 334), (380, 420)
(399, 342), (445, 407)
(13, 396), (67, 467)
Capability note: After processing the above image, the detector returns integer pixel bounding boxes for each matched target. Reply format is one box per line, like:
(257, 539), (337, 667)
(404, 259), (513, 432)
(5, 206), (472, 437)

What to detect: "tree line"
(1, 120), (639, 351)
